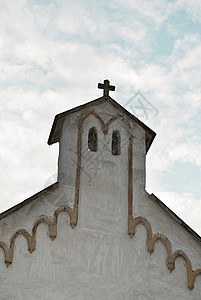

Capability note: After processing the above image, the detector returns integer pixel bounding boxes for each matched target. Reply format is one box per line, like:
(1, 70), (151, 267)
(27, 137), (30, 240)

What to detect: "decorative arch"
(1, 110), (200, 290)
(129, 216), (201, 290)
(0, 210), (201, 290)
(73, 111), (133, 229)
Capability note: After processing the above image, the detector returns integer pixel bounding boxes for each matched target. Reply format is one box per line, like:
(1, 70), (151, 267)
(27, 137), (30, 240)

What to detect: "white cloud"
(155, 191), (201, 235)
(175, 0), (201, 22)
(114, 0), (173, 26)
(168, 143), (201, 166)
(0, 0), (201, 236)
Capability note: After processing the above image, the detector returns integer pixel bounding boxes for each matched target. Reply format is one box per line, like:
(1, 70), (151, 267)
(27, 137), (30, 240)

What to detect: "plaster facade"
(0, 95), (201, 299)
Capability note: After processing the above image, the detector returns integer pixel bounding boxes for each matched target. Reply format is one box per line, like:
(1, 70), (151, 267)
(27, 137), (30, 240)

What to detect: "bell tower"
(48, 80), (156, 234)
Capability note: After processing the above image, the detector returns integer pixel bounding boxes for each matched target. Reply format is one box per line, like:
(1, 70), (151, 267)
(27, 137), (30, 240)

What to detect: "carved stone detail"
(0, 210), (201, 290)
(74, 111), (133, 229)
(129, 216), (201, 290)
(0, 205), (75, 267)
(0, 111), (200, 290)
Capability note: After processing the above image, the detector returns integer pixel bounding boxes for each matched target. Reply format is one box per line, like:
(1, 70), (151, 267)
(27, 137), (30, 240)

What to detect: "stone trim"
(47, 96), (156, 152)
(0, 205), (72, 267)
(73, 110), (133, 229)
(129, 216), (201, 290)
(1, 110), (200, 290)
(0, 208), (200, 290)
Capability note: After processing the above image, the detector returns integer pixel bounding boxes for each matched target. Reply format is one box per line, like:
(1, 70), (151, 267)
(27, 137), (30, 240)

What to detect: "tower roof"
(48, 95), (156, 153)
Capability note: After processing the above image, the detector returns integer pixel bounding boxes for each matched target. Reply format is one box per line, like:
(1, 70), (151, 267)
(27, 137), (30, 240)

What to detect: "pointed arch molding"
(129, 216), (201, 290)
(0, 210), (201, 290)
(73, 110), (133, 229)
(0, 110), (201, 290)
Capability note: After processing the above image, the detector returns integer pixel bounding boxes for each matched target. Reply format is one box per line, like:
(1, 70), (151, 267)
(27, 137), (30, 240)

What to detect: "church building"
(0, 80), (201, 299)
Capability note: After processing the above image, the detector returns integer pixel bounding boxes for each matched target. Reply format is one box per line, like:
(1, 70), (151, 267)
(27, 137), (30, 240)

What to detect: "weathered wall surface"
(0, 100), (201, 299)
(1, 210), (201, 300)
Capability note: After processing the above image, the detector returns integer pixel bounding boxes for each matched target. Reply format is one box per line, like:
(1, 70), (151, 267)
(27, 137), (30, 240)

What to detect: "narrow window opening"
(112, 130), (121, 155)
(88, 127), (98, 152)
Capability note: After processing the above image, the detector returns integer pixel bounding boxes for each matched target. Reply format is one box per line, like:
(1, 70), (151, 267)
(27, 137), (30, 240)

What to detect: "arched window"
(88, 127), (98, 152)
(112, 130), (121, 155)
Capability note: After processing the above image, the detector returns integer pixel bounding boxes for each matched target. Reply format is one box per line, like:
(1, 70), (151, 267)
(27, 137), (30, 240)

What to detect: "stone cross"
(98, 79), (115, 97)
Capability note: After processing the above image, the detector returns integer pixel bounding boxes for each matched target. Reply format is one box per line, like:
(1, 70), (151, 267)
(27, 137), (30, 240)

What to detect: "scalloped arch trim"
(0, 208), (201, 290)
(129, 216), (201, 290)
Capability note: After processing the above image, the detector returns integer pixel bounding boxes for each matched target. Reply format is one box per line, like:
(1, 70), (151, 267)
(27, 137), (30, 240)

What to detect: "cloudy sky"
(0, 0), (201, 234)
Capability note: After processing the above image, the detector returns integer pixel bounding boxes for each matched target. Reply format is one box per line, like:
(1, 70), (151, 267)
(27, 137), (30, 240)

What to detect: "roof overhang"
(48, 96), (156, 153)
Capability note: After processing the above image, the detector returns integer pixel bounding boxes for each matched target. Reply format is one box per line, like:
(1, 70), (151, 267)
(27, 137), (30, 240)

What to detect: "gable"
(48, 96), (156, 153)
(0, 86), (201, 297)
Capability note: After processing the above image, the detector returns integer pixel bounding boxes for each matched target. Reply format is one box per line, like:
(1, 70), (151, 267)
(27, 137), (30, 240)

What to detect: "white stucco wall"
(0, 100), (201, 299)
